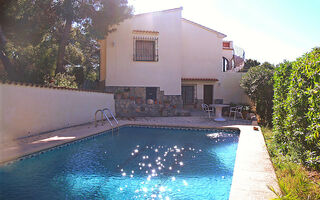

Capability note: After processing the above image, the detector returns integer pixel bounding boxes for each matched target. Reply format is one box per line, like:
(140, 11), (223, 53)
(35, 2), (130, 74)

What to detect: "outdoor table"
(210, 104), (230, 122)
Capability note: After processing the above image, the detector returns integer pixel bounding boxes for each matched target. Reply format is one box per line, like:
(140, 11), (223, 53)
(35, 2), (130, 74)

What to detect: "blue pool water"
(0, 126), (239, 200)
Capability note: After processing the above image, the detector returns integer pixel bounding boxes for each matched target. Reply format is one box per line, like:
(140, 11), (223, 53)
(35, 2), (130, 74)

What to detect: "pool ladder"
(95, 108), (119, 134)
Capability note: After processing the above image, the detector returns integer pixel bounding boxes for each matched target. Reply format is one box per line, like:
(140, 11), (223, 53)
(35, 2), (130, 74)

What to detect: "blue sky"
(128, 0), (320, 64)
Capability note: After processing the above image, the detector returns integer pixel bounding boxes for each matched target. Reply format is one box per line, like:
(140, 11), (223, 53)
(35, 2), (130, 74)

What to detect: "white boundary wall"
(0, 83), (114, 142)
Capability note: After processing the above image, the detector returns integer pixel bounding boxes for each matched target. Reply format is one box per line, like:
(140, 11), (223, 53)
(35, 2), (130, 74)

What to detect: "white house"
(99, 7), (249, 117)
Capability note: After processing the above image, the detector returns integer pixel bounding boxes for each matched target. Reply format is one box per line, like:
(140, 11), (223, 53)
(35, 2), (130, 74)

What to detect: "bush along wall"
(240, 64), (274, 126)
(273, 48), (320, 169)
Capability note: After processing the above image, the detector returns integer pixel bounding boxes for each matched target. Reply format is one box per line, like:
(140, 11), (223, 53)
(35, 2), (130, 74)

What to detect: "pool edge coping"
(228, 126), (280, 200)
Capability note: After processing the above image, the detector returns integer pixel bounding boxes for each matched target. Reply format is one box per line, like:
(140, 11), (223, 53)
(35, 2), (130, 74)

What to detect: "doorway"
(203, 85), (213, 105)
(182, 86), (194, 105)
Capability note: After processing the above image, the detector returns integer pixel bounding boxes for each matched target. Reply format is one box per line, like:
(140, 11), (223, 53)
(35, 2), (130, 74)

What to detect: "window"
(133, 37), (159, 62)
(135, 40), (155, 61)
(222, 57), (229, 72)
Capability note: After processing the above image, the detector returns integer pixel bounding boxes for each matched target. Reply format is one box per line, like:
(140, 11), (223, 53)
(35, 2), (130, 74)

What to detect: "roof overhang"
(134, 7), (183, 17)
(181, 18), (227, 38)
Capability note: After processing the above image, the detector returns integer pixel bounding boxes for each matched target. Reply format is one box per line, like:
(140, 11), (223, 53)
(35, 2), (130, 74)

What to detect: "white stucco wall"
(0, 84), (115, 143)
(181, 19), (249, 104)
(105, 9), (182, 95)
(222, 49), (233, 61)
(103, 8), (249, 103)
(181, 75), (249, 105)
(222, 41), (234, 60)
(181, 19), (224, 79)
(214, 72), (250, 104)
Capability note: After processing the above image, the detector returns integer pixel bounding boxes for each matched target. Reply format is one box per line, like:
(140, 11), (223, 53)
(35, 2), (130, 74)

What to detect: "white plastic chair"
(229, 105), (244, 120)
(201, 104), (214, 118)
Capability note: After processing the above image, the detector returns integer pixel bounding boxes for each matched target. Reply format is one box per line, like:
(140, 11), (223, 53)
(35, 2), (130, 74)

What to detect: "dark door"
(146, 87), (157, 101)
(203, 85), (213, 105)
(182, 86), (194, 105)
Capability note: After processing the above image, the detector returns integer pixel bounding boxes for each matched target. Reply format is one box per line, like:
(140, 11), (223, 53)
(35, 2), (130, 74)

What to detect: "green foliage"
(241, 58), (260, 72)
(52, 0), (133, 72)
(44, 73), (77, 89)
(5, 37), (58, 83)
(240, 64), (274, 126)
(273, 61), (293, 155)
(0, 61), (8, 81)
(262, 128), (320, 200)
(0, 0), (55, 45)
(0, 0), (132, 84)
(273, 48), (320, 169)
(68, 66), (98, 89)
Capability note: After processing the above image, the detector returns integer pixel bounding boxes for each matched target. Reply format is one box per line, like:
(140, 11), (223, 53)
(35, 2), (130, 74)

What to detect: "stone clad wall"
(105, 86), (185, 117)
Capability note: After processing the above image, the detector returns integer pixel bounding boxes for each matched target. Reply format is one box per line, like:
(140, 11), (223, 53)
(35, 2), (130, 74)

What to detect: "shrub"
(273, 48), (320, 169)
(0, 64), (8, 81)
(273, 61), (293, 155)
(240, 64), (274, 126)
(44, 73), (78, 89)
(262, 128), (320, 200)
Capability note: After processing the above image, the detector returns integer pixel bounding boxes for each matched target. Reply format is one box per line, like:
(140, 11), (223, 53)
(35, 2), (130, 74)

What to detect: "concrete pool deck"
(0, 116), (279, 199)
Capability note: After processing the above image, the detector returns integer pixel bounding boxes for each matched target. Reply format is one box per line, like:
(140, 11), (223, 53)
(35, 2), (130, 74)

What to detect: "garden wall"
(215, 72), (250, 104)
(0, 82), (114, 143)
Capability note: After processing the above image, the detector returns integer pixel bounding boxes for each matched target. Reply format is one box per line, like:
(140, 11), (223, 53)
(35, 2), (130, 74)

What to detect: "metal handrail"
(102, 108), (119, 125)
(95, 109), (103, 127)
(95, 108), (118, 130)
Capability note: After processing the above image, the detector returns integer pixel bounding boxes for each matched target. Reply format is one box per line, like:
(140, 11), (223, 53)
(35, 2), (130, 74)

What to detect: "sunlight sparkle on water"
(112, 141), (236, 198)
(159, 186), (166, 192)
(183, 180), (188, 186)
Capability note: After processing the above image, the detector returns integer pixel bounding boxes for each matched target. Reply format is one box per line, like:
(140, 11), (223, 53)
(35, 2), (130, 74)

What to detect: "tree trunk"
(55, 17), (72, 74)
(0, 25), (16, 80)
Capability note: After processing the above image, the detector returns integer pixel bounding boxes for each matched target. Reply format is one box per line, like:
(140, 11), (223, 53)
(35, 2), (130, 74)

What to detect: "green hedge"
(273, 48), (320, 169)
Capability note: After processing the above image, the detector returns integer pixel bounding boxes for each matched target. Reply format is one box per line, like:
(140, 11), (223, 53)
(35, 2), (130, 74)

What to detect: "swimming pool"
(0, 125), (239, 200)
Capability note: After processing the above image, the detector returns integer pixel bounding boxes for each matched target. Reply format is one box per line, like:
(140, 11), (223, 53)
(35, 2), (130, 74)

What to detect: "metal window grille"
(133, 36), (159, 62)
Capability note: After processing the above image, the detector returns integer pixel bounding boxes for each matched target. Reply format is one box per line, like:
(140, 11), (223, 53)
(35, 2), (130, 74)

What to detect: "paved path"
(228, 125), (280, 200)
(0, 116), (279, 200)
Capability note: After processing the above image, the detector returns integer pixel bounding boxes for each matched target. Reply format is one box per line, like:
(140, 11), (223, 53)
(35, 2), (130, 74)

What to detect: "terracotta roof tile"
(181, 78), (219, 82)
(0, 80), (112, 94)
(132, 30), (159, 35)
